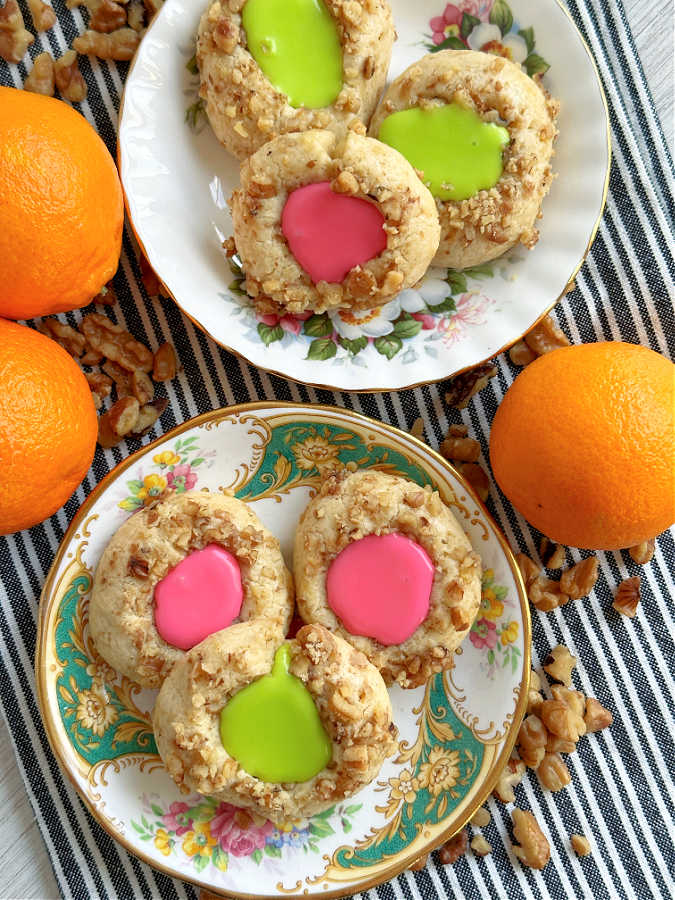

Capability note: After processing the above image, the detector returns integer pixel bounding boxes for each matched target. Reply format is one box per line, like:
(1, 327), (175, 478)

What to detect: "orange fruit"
(0, 86), (123, 320)
(0, 319), (98, 535)
(489, 342), (675, 550)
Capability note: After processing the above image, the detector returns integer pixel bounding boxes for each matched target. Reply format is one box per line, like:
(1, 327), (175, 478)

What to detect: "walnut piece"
(81, 313), (153, 372)
(511, 809), (550, 870)
(439, 433), (480, 463)
(73, 27), (140, 59)
(494, 755), (526, 803)
(515, 553), (540, 589)
(27, 0), (56, 30)
(545, 734), (576, 755)
(470, 835), (492, 857)
(407, 853), (428, 871)
(54, 50), (87, 103)
(0, 0), (34, 63)
(85, 372), (113, 410)
(530, 669), (542, 692)
(38, 318), (86, 358)
(88, 0), (127, 32)
(24, 51), (55, 95)
(560, 557), (599, 600)
(524, 314), (570, 356)
(152, 342), (177, 381)
(126, 0), (144, 30)
(529, 576), (569, 612)
(518, 715), (547, 769)
(103, 359), (133, 398)
(508, 339), (536, 367)
(438, 829), (468, 865)
(131, 369), (154, 405)
(527, 689), (543, 716)
(457, 463), (489, 503)
(128, 397), (168, 437)
(570, 834), (592, 857)
(540, 699), (586, 743)
(537, 752), (571, 791)
(550, 684), (585, 719)
(628, 539), (655, 565)
(543, 644), (577, 686)
(98, 397), (140, 447)
(584, 697), (613, 733)
(444, 362), (497, 409)
(540, 538), (565, 570)
(470, 807), (490, 828)
(613, 576), (641, 618)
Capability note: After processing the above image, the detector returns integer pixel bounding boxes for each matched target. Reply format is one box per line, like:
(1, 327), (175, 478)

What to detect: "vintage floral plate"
(37, 404), (529, 897)
(118, 0), (609, 391)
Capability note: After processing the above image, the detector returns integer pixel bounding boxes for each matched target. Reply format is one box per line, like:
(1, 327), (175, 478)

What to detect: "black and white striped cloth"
(1, 0), (673, 897)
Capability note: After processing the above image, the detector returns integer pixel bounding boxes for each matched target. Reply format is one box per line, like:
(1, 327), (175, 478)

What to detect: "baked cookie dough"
(293, 470), (482, 688)
(89, 490), (293, 688)
(370, 50), (559, 269)
(153, 621), (396, 822)
(196, 0), (394, 160)
(229, 129), (441, 316)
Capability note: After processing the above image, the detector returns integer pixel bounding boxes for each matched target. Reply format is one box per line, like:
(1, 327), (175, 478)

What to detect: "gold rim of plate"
(36, 401), (531, 899)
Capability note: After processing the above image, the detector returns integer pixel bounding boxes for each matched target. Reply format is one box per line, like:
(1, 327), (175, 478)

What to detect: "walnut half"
(511, 809), (550, 869)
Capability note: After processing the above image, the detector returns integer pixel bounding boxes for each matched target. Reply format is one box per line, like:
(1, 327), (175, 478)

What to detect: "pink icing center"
(281, 181), (387, 284)
(326, 533), (434, 646)
(154, 544), (243, 651)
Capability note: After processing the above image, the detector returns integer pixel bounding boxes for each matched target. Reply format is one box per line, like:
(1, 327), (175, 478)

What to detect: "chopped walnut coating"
(584, 697), (613, 733)
(508, 339), (536, 367)
(24, 52), (55, 95)
(628, 539), (655, 565)
(27, 0), (56, 30)
(470, 835), (492, 857)
(571, 834), (592, 857)
(0, 0), (33, 63)
(613, 576), (641, 618)
(537, 752), (571, 791)
(560, 557), (599, 600)
(494, 755), (526, 803)
(438, 829), (468, 865)
(81, 313), (153, 372)
(73, 26), (140, 59)
(54, 50), (87, 102)
(511, 809), (550, 870)
(470, 807), (490, 828)
(524, 314), (570, 356)
(540, 699), (586, 743)
(543, 644), (577, 686)
(444, 363), (497, 409)
(152, 342), (177, 381)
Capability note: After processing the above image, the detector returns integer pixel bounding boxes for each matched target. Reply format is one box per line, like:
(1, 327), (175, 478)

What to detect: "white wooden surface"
(0, 3), (671, 897)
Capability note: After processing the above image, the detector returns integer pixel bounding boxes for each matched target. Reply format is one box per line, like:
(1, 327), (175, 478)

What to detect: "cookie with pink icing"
(229, 129), (440, 317)
(90, 490), (293, 689)
(293, 469), (482, 688)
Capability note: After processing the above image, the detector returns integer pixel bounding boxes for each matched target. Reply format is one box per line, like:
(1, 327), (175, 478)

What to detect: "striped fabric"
(1, 0), (673, 897)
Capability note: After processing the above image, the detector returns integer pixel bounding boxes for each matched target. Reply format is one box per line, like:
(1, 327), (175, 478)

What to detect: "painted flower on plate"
(182, 821), (217, 859)
(210, 804), (274, 857)
(467, 22), (528, 62)
(292, 434), (341, 472)
(75, 685), (118, 736)
(328, 300), (401, 340)
(469, 617), (498, 650)
(418, 746), (461, 796)
(440, 291), (493, 345)
(388, 769), (419, 805)
(162, 801), (192, 836)
(153, 451), (181, 467)
(500, 621), (519, 645)
(166, 463), (197, 492)
(480, 586), (504, 621)
(154, 828), (172, 856)
(136, 473), (167, 504)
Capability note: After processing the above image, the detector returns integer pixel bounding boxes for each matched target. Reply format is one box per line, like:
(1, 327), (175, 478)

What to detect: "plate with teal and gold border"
(37, 403), (529, 898)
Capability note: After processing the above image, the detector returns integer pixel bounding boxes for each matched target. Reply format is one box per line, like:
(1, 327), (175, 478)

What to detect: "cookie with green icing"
(370, 50), (560, 270)
(152, 620), (396, 823)
(196, 0), (395, 160)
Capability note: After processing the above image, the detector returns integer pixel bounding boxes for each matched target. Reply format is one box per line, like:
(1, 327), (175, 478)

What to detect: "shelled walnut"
(494, 755), (526, 803)
(560, 557), (599, 599)
(0, 0), (34, 63)
(27, 0), (56, 31)
(543, 645), (577, 686)
(438, 829), (467, 865)
(24, 51), (55, 95)
(523, 314), (570, 356)
(73, 26), (140, 59)
(613, 577), (641, 618)
(537, 752), (571, 792)
(54, 50), (87, 102)
(511, 809), (550, 869)
(628, 539), (655, 565)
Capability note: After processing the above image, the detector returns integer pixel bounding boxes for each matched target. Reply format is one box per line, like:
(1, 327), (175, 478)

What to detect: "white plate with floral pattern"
(37, 403), (529, 898)
(119, 0), (609, 392)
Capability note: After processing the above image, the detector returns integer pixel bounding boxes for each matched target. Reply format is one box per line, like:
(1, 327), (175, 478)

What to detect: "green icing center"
(377, 103), (510, 202)
(219, 643), (332, 783)
(241, 0), (343, 109)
